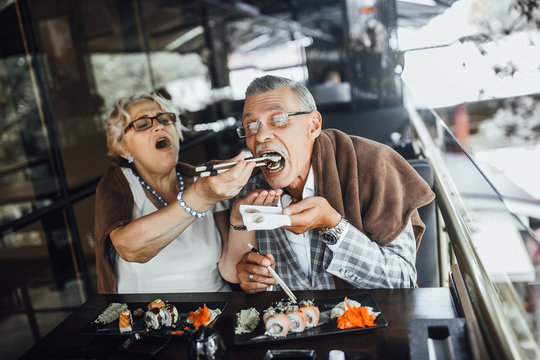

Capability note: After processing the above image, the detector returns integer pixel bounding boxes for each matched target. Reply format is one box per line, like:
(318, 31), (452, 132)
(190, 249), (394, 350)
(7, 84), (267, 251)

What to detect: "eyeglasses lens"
(157, 113), (175, 124)
(236, 127), (246, 138)
(133, 118), (152, 131)
(132, 113), (175, 131)
(272, 113), (288, 125)
(237, 113), (291, 138)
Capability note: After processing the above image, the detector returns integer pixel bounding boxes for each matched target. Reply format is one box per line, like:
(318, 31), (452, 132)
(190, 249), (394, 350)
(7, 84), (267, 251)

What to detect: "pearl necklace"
(131, 169), (183, 207)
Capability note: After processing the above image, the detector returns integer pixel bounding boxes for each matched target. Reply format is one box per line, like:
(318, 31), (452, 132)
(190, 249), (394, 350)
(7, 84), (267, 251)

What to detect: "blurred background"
(0, 0), (538, 358)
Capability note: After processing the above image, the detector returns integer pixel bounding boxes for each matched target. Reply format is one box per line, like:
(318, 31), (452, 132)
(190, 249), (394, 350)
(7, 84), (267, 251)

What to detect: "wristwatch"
(319, 217), (348, 245)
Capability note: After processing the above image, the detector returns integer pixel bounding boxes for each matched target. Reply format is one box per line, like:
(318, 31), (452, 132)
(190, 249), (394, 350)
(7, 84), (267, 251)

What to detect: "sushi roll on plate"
(165, 303), (179, 325)
(299, 300), (320, 328)
(264, 313), (291, 337)
(148, 299), (166, 310)
(145, 308), (165, 330)
(285, 304), (307, 333)
(119, 310), (132, 333)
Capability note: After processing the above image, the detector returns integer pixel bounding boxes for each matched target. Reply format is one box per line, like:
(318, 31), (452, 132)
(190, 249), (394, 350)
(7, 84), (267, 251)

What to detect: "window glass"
(0, 217), (85, 359)
(408, 91), (540, 358)
(0, 55), (59, 226)
(73, 196), (97, 292)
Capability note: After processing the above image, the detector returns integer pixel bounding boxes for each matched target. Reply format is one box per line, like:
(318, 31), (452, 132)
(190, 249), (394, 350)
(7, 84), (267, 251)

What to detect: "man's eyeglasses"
(236, 111), (310, 138)
(124, 112), (176, 133)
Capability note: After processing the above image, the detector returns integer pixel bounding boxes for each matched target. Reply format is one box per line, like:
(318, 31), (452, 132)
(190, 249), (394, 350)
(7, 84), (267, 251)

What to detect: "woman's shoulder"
(97, 160), (128, 191)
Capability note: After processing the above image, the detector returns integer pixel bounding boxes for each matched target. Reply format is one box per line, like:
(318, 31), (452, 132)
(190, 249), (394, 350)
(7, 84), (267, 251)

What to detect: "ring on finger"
(249, 273), (254, 282)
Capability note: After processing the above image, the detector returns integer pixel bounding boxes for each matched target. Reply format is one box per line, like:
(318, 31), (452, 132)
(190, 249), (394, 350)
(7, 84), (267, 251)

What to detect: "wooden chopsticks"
(248, 243), (297, 303)
(195, 155), (281, 177)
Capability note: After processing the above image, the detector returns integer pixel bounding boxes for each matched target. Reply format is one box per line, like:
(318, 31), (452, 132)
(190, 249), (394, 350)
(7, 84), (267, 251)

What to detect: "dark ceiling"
(1, 0), (458, 55)
(78, 0), (459, 54)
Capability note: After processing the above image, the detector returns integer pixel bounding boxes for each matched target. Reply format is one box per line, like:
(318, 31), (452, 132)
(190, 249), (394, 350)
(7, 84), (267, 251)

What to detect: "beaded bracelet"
(176, 191), (206, 218)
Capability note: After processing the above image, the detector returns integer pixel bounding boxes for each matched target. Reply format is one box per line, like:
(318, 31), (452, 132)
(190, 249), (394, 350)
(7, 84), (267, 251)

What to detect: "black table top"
(21, 288), (458, 360)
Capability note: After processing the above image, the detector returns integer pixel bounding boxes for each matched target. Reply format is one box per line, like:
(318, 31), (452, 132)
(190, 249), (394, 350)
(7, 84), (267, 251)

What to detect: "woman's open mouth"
(261, 152), (285, 173)
(155, 137), (171, 149)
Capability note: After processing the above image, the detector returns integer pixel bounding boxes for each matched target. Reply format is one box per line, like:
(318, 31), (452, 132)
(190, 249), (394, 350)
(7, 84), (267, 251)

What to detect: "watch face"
(322, 232), (337, 245)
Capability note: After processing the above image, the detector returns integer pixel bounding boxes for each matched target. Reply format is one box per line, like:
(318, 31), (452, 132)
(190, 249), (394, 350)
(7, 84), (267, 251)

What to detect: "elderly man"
(227, 75), (434, 292)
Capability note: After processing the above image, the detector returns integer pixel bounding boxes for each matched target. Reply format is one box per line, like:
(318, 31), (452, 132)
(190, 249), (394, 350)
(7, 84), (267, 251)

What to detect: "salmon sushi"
(148, 298), (165, 310)
(299, 300), (320, 328)
(264, 313), (291, 337)
(119, 309), (132, 333)
(286, 304), (307, 333)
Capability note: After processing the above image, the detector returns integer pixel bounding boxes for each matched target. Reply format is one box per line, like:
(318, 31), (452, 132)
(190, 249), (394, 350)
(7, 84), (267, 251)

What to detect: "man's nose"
(254, 120), (274, 142)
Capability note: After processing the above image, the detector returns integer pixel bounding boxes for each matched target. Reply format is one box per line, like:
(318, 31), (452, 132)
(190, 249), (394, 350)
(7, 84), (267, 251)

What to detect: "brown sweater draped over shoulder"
(94, 160), (196, 294)
(312, 129), (435, 248)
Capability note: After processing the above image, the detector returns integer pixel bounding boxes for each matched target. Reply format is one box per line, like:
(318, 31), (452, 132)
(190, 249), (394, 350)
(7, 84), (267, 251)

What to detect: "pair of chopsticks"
(247, 243), (297, 303)
(195, 155), (280, 177)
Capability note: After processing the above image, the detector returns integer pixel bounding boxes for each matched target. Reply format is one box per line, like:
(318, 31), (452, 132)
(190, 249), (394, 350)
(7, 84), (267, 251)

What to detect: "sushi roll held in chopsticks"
(119, 309), (132, 333)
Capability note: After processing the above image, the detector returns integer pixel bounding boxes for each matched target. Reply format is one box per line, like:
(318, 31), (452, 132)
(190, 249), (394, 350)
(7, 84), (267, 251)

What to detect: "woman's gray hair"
(105, 92), (185, 158)
(245, 75), (317, 112)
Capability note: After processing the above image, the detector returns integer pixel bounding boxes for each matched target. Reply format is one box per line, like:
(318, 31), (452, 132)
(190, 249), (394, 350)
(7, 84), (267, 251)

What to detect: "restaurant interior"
(1, 0), (539, 359)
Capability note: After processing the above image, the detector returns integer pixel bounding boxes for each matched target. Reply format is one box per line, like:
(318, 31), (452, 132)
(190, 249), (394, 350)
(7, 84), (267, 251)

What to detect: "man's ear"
(308, 111), (322, 138)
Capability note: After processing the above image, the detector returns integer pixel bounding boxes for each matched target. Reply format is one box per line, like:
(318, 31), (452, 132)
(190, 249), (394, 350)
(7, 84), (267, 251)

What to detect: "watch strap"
(320, 217), (348, 245)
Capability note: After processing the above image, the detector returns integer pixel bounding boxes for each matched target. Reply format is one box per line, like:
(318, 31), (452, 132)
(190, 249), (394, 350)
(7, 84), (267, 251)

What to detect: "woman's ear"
(117, 140), (132, 161)
(308, 111), (322, 138)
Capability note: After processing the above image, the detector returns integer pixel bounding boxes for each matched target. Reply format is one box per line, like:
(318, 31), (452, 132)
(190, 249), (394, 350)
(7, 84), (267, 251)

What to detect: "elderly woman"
(94, 92), (255, 293)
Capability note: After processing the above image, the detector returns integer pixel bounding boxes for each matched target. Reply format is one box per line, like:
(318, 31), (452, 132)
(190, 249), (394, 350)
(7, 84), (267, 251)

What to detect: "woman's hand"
(188, 152), (256, 208)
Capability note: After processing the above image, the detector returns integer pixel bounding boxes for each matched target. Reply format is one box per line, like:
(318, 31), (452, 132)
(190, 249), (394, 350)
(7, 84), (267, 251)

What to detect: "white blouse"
(116, 168), (230, 293)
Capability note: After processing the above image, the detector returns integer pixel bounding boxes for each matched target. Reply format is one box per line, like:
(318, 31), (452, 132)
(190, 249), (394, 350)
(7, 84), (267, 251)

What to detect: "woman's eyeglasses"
(124, 113), (176, 133)
(236, 111), (309, 138)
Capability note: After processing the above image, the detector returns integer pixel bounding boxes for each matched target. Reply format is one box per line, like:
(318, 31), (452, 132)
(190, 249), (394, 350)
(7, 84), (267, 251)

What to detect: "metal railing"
(404, 90), (535, 359)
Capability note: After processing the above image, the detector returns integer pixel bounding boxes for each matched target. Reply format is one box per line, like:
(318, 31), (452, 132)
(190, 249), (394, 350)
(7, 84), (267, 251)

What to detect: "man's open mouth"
(261, 151), (285, 173)
(155, 137), (171, 149)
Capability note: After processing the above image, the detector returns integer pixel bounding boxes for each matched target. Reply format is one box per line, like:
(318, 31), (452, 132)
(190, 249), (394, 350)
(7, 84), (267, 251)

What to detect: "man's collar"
(283, 166), (314, 205)
(304, 165), (315, 194)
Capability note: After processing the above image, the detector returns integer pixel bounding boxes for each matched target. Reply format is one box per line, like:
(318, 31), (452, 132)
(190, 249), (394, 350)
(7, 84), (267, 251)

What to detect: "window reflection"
(409, 91), (540, 356)
(0, 55), (58, 227)
(73, 196), (97, 292)
(0, 220), (84, 359)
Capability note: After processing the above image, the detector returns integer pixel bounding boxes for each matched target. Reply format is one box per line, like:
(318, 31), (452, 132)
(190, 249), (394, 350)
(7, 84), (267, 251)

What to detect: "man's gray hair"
(245, 75), (317, 112)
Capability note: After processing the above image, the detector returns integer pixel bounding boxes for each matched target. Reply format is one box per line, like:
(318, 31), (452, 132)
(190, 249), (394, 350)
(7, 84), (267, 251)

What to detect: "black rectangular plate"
(81, 301), (227, 337)
(263, 349), (316, 360)
(233, 293), (387, 345)
(118, 334), (172, 356)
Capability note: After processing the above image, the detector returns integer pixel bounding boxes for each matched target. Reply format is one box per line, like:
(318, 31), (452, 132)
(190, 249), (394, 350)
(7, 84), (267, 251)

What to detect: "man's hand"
(230, 188), (283, 226)
(236, 251), (277, 293)
(282, 196), (341, 234)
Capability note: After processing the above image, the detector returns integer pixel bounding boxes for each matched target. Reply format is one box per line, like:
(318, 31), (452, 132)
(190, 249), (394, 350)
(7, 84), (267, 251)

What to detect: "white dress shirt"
(282, 166), (348, 279)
